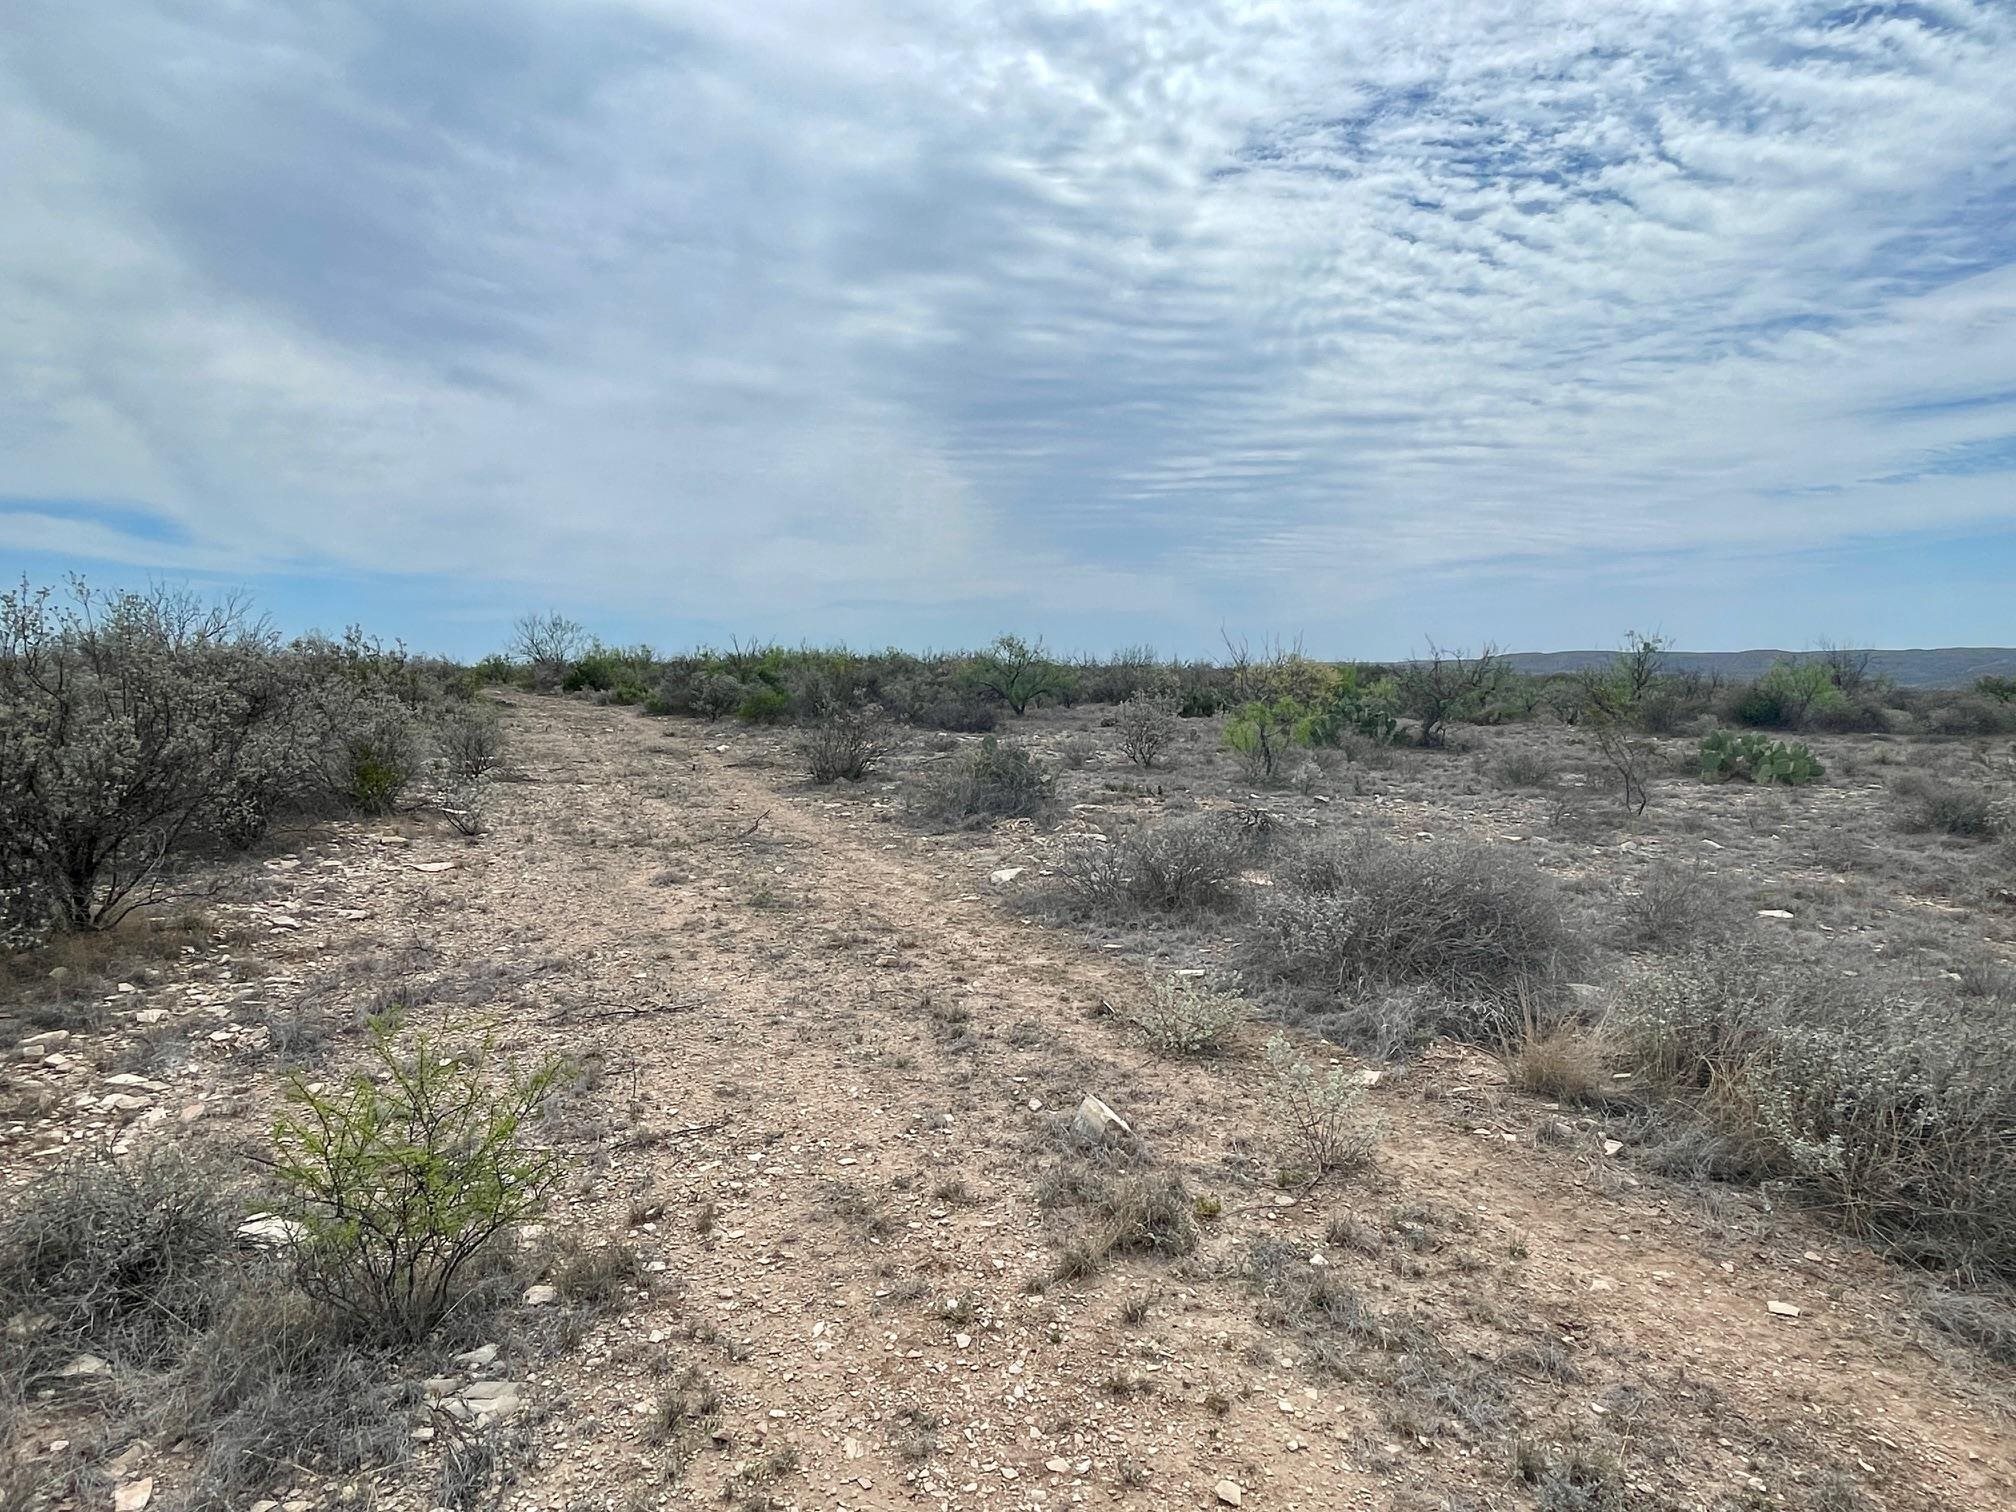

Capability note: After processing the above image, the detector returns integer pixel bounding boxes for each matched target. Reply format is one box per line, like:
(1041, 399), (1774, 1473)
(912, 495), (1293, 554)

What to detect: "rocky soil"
(5, 693), (2012, 1511)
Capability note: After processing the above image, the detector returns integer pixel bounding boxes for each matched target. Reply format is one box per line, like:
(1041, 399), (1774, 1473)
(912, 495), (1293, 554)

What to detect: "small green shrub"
(269, 1025), (566, 1341)
(735, 684), (792, 724)
(1698, 730), (1823, 785)
(1125, 976), (1246, 1055)
(1224, 699), (1302, 783)
(1263, 1034), (1376, 1176)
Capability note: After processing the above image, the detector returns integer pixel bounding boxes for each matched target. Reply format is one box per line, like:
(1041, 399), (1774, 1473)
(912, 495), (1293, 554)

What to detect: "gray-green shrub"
(1611, 946), (2016, 1279)
(1247, 833), (1579, 1020)
(0, 1147), (241, 1380)
(912, 737), (1055, 824)
(1114, 692), (1179, 768)
(0, 580), (292, 929)
(1890, 773), (2002, 838)
(1050, 813), (1259, 917)
(796, 706), (892, 783)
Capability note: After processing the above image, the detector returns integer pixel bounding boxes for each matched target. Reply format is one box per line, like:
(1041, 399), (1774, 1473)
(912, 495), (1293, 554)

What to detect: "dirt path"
(191, 695), (2015, 1510)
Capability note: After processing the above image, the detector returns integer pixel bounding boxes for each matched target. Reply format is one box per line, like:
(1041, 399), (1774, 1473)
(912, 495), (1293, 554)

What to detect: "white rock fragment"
(1069, 1095), (1132, 1143)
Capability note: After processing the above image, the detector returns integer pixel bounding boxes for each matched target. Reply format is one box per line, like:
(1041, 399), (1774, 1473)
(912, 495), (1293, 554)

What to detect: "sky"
(3, 0), (2014, 661)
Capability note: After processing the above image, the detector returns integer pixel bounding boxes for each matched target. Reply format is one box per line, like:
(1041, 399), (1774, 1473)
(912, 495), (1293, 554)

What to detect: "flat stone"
(453, 1343), (499, 1368)
(521, 1284), (558, 1306)
(1767, 1300), (1802, 1318)
(989, 867), (1025, 885)
(1216, 1480), (1244, 1506)
(236, 1215), (304, 1248)
(1069, 1095), (1132, 1144)
(114, 1478), (154, 1512)
(58, 1353), (111, 1379)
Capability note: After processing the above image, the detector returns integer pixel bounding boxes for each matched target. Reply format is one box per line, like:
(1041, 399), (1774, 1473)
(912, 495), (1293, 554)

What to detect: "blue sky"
(3, 0), (2013, 660)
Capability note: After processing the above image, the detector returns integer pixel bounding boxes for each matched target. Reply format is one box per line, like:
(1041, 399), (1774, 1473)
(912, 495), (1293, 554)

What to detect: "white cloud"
(0, 0), (2012, 646)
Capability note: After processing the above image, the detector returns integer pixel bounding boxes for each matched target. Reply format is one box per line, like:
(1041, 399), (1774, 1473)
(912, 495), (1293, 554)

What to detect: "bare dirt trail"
(221, 694), (2013, 1511)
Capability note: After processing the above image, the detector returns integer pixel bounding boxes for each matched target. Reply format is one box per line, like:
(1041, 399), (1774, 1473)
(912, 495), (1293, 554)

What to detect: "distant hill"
(1500, 648), (2016, 690)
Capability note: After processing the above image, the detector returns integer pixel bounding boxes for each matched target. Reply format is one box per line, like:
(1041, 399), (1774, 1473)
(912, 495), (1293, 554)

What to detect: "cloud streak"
(2, 0), (2012, 651)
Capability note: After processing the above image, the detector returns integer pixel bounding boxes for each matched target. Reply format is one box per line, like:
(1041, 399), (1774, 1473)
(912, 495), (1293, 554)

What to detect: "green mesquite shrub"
(269, 1026), (566, 1341)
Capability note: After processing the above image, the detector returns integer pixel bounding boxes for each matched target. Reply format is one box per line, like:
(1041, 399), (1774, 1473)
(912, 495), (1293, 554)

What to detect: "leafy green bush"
(1224, 699), (1302, 783)
(735, 683), (792, 723)
(1304, 667), (1400, 746)
(1698, 730), (1824, 785)
(269, 1026), (566, 1341)
(1728, 660), (1843, 729)
(963, 634), (1070, 715)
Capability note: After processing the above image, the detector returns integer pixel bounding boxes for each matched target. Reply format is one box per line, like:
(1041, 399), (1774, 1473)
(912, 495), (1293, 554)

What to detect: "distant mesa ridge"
(1498, 648), (2016, 690)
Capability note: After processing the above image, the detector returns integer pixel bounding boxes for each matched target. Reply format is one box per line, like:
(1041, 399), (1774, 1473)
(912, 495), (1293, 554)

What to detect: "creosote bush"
(269, 1025), (566, 1341)
(795, 706), (893, 783)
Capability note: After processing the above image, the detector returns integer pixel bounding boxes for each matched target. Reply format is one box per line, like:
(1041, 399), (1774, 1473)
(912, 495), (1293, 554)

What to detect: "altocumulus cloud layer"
(2, 0), (2013, 653)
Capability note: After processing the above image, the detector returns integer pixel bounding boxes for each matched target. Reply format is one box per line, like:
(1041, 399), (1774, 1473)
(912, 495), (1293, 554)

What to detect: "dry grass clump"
(1890, 772), (2003, 838)
(1051, 813), (1261, 918)
(1612, 860), (1743, 950)
(911, 736), (1056, 825)
(1611, 945), (2016, 1280)
(1039, 1156), (1199, 1278)
(1123, 975), (1246, 1055)
(1248, 833), (1581, 1033)
(1488, 747), (1558, 789)
(0, 1147), (242, 1380)
(153, 1276), (414, 1512)
(1505, 1020), (1608, 1104)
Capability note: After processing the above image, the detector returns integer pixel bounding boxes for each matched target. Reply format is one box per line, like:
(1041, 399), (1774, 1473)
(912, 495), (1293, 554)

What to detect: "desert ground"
(5, 690), (2012, 1512)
